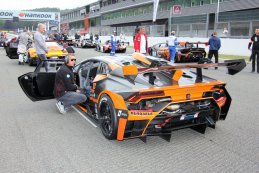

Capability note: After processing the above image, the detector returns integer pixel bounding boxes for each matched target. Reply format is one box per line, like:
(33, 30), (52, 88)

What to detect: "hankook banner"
(0, 10), (59, 21)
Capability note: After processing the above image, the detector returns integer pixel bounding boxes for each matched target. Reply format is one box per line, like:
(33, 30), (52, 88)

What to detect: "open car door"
(18, 60), (64, 101)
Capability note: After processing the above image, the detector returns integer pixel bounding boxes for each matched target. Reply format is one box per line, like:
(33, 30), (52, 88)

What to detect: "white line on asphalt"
(72, 106), (97, 128)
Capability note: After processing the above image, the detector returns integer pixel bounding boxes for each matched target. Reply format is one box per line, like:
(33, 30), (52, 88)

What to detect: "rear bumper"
(119, 98), (225, 140)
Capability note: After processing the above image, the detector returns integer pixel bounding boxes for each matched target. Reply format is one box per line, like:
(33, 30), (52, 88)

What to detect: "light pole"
(215, 0), (220, 30)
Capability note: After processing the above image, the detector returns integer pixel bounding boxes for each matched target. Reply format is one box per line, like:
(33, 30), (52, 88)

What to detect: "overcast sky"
(0, 0), (98, 11)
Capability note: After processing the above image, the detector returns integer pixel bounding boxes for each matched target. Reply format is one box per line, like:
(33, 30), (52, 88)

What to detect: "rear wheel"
(103, 46), (108, 53)
(98, 95), (118, 140)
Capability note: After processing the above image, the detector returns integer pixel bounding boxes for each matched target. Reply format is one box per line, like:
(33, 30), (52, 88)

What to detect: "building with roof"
(61, 0), (259, 38)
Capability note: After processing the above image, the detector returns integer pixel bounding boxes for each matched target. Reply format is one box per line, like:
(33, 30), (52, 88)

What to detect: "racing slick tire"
(122, 49), (126, 53)
(103, 46), (108, 53)
(98, 94), (118, 140)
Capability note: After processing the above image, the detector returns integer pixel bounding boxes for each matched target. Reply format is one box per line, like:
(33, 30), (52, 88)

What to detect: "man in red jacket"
(134, 26), (148, 54)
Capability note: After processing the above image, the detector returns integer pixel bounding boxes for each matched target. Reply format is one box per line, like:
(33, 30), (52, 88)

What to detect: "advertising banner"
(0, 10), (58, 21)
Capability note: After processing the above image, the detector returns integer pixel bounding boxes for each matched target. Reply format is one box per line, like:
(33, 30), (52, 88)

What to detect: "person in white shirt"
(166, 31), (178, 62)
(17, 29), (31, 65)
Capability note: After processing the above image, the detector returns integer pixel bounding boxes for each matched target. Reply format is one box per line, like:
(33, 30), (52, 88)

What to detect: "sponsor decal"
(117, 110), (122, 117)
(23, 13), (52, 19)
(19, 13), (25, 17)
(117, 110), (128, 118)
(0, 11), (13, 17)
(180, 113), (198, 120)
(0, 10), (57, 20)
(130, 110), (153, 116)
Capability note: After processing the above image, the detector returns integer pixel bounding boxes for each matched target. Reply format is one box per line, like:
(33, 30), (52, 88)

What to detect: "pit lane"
(0, 47), (258, 173)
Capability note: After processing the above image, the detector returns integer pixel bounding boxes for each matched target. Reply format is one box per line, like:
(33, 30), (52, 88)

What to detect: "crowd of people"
(0, 32), (7, 40)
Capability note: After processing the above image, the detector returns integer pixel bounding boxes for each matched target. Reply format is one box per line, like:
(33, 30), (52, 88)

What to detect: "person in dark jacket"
(54, 50), (86, 114)
(248, 29), (259, 73)
(208, 32), (221, 69)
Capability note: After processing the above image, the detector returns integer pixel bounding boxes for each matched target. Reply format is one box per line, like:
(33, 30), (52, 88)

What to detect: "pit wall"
(100, 36), (251, 56)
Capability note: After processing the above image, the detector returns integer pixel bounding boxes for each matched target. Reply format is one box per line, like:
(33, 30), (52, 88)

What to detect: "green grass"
(127, 45), (134, 49)
(219, 54), (249, 61)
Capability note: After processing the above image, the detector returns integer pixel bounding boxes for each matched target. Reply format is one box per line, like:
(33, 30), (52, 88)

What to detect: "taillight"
(215, 96), (227, 107)
(127, 91), (164, 102)
(213, 91), (227, 107)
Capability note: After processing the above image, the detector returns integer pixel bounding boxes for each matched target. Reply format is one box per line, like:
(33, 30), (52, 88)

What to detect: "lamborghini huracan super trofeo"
(18, 53), (246, 142)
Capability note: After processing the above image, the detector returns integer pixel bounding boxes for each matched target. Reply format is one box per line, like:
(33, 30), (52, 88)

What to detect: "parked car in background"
(95, 40), (128, 53)
(149, 42), (207, 63)
(0, 37), (7, 47)
(4, 35), (19, 59)
(26, 41), (68, 66)
(80, 39), (96, 48)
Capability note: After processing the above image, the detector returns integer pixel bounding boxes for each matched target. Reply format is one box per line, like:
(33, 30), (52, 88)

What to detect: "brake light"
(127, 91), (165, 102)
(215, 96), (227, 107)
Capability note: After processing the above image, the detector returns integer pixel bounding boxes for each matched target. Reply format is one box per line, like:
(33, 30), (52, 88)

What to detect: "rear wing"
(117, 41), (129, 46)
(123, 54), (246, 84)
(179, 41), (208, 48)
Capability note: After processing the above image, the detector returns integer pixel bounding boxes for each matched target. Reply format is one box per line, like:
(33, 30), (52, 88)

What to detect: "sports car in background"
(27, 41), (68, 66)
(0, 38), (7, 47)
(149, 42), (207, 63)
(4, 35), (19, 59)
(80, 39), (96, 48)
(66, 37), (74, 46)
(18, 53), (246, 142)
(96, 40), (128, 53)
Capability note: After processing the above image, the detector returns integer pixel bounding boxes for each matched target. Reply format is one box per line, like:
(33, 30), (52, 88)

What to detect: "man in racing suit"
(166, 31), (178, 62)
(17, 29), (31, 65)
(248, 29), (259, 73)
(110, 31), (116, 56)
(54, 51), (87, 114)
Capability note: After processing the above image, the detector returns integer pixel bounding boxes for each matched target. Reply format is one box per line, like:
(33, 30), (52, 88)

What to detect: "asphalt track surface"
(0, 47), (258, 173)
